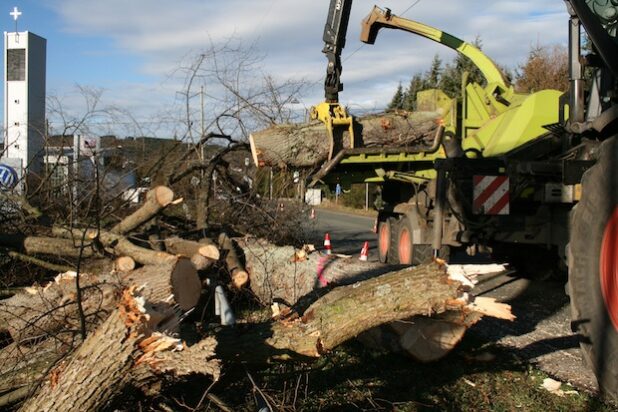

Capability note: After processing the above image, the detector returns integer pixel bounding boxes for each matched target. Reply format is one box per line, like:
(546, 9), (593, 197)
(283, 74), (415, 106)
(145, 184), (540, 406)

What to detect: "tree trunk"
(0, 257), (201, 343)
(216, 262), (466, 361)
(249, 111), (441, 168)
(19, 288), (219, 412)
(238, 238), (388, 305)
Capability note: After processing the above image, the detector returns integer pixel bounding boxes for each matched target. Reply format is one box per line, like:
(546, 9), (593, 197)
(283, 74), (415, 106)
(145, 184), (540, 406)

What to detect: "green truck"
(310, 0), (618, 400)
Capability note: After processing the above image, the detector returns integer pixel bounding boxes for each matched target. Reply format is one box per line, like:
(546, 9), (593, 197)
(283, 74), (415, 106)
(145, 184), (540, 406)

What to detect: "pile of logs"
(0, 186), (513, 411)
(249, 110), (443, 168)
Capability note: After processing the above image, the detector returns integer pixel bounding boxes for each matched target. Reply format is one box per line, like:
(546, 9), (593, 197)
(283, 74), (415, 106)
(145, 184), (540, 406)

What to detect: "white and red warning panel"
(473, 175), (510, 215)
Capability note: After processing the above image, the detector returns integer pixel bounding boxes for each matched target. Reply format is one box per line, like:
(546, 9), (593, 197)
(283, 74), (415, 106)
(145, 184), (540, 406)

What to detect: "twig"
(246, 370), (273, 412)
(193, 379), (217, 411)
(205, 393), (234, 412)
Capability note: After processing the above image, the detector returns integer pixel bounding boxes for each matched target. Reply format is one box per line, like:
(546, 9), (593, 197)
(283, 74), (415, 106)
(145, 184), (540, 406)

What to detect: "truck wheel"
(397, 216), (415, 265)
(396, 216), (449, 265)
(377, 218), (392, 263)
(388, 216), (401, 265)
(569, 137), (618, 401)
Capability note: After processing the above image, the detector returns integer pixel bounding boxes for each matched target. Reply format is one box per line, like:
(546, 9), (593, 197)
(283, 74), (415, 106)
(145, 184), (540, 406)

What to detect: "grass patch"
(207, 335), (611, 411)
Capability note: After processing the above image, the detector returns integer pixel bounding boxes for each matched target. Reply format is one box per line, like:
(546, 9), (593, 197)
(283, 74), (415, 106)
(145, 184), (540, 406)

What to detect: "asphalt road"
(308, 208), (599, 395)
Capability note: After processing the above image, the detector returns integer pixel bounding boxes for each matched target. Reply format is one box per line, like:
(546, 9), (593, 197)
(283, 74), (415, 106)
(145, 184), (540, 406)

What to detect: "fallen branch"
(219, 233), (249, 289)
(110, 186), (175, 235)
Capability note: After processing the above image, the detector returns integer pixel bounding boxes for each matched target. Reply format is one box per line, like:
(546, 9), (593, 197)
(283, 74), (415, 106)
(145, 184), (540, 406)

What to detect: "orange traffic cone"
(359, 241), (369, 261)
(323, 233), (332, 255)
(310, 208), (316, 219)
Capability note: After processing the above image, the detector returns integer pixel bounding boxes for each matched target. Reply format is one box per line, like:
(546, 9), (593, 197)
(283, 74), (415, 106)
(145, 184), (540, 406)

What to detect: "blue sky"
(1, 1), (568, 139)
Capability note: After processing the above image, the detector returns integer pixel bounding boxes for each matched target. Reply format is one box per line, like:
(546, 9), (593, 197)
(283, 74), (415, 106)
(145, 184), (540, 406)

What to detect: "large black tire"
(395, 216), (449, 266)
(569, 137), (618, 402)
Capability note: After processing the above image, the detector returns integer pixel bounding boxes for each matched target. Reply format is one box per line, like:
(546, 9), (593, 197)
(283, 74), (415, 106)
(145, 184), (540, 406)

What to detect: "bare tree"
(515, 44), (569, 93)
(165, 38), (310, 230)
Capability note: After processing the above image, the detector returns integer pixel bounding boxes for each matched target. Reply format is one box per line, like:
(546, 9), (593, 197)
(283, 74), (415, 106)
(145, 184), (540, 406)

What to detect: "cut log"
(198, 237), (221, 261)
(114, 256), (136, 272)
(110, 186), (174, 234)
(216, 262), (465, 361)
(0, 257), (201, 344)
(23, 237), (95, 258)
(190, 253), (213, 271)
(237, 238), (388, 305)
(164, 236), (220, 261)
(19, 287), (219, 412)
(219, 233), (249, 289)
(0, 271), (119, 344)
(238, 239), (512, 362)
(123, 257), (202, 312)
(49, 227), (177, 266)
(249, 111), (442, 168)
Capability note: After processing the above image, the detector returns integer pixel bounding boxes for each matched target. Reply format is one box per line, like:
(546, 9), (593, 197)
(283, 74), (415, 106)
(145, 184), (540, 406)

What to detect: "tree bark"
(249, 111), (441, 168)
(215, 262), (466, 362)
(238, 238), (388, 305)
(23, 237), (95, 258)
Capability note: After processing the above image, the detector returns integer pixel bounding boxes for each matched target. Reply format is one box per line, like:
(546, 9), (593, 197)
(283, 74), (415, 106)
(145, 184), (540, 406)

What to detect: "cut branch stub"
(111, 186), (174, 235)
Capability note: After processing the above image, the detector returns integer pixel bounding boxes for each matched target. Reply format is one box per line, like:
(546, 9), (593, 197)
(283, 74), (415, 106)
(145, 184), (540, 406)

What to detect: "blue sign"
(0, 164), (18, 189)
(335, 183), (342, 196)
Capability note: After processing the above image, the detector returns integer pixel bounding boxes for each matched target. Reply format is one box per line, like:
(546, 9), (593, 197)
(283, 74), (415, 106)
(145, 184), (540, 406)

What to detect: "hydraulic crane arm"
(322, 0), (353, 102)
(311, 0), (356, 158)
(361, 6), (508, 89)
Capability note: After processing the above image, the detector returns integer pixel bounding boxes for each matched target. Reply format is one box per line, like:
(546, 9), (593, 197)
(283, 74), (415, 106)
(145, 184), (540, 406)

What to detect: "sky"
(1, 0), (568, 139)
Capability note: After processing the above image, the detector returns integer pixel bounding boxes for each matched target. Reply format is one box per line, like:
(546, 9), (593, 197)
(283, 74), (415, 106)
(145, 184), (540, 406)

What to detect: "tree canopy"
(387, 39), (568, 111)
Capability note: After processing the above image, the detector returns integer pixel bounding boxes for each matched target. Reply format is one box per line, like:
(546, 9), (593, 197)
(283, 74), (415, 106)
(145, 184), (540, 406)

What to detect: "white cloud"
(44, 0), (569, 136)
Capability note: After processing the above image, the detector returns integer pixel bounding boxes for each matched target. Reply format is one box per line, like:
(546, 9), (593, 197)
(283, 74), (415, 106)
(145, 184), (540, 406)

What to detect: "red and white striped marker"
(359, 241), (369, 261)
(310, 208), (316, 219)
(473, 175), (510, 215)
(372, 218), (378, 233)
(323, 233), (332, 255)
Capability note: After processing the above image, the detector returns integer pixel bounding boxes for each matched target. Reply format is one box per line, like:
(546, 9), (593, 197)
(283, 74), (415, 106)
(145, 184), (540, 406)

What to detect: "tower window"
(7, 49), (25, 81)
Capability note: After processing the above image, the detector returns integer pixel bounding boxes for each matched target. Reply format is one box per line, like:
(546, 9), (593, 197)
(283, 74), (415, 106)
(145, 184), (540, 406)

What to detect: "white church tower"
(3, 6), (46, 180)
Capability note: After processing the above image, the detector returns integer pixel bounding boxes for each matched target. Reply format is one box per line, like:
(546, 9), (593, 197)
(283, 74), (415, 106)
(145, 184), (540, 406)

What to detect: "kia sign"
(0, 164), (18, 189)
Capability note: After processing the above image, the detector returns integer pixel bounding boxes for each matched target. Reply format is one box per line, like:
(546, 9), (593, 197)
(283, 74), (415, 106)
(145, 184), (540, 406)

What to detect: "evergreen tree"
(403, 73), (425, 110)
(388, 82), (405, 110)
(425, 54), (442, 88)
(439, 36), (486, 100)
